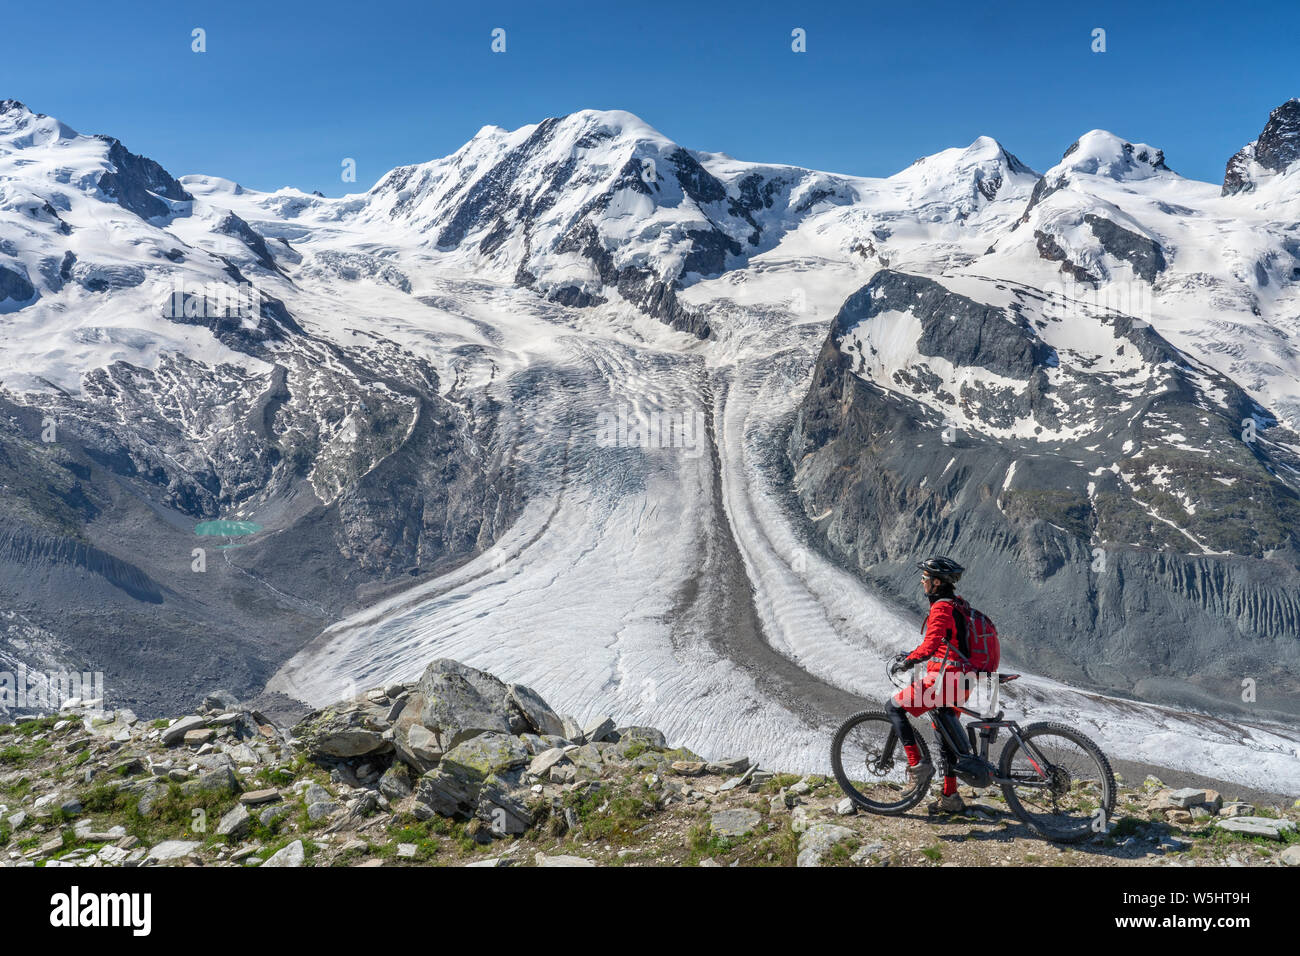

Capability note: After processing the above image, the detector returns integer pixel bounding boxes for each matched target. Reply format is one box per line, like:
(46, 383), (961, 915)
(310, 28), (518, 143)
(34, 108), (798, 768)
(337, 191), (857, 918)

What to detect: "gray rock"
(1216, 817), (1296, 840)
(507, 683), (565, 737)
(239, 788), (280, 805)
(1167, 787), (1207, 809)
(294, 706), (391, 758)
(561, 715), (585, 743)
(378, 762), (414, 799)
(262, 840), (305, 867)
(405, 724), (445, 765)
(705, 756), (750, 776)
(477, 776), (534, 835)
(186, 765), (239, 796)
(710, 808), (761, 838)
(161, 715), (208, 746)
(146, 840), (200, 863)
(215, 804), (251, 839)
(259, 805), (290, 827)
(836, 797), (856, 816)
(415, 659), (524, 743)
(534, 853), (595, 867)
(850, 842), (886, 864)
(797, 824), (855, 867)
(582, 716), (616, 744)
(528, 747), (569, 777)
(307, 801), (338, 822)
(1280, 845), (1300, 866)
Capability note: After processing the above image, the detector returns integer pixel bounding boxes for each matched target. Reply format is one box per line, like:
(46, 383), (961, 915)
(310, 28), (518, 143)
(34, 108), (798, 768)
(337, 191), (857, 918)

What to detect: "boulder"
(416, 659), (524, 743)
(507, 683), (565, 737)
(294, 706), (392, 759)
(440, 733), (530, 780)
(705, 756), (750, 776)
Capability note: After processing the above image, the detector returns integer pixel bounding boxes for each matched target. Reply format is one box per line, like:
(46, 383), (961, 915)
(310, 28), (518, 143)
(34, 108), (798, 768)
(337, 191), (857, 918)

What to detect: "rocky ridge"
(2, 659), (1297, 868)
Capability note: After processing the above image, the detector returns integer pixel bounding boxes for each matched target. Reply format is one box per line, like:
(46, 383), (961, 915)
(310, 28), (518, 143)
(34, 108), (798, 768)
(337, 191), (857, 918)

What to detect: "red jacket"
(905, 596), (972, 675)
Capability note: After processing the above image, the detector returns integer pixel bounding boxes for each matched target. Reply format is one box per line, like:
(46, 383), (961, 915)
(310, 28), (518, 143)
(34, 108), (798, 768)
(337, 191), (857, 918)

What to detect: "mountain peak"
(1056, 130), (1171, 179)
(1223, 98), (1300, 195)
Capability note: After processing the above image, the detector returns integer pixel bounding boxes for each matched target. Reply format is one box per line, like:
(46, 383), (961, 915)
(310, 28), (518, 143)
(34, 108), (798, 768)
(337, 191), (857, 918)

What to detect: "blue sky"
(3, 0), (1297, 194)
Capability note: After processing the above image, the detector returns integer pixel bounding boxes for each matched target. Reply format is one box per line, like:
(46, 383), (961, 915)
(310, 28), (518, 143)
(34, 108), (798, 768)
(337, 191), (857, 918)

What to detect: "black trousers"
(886, 699), (961, 772)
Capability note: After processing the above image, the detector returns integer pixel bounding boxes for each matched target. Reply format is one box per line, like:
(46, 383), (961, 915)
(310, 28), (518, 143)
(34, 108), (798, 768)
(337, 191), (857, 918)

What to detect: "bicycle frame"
(928, 707), (1058, 790)
(886, 663), (1059, 790)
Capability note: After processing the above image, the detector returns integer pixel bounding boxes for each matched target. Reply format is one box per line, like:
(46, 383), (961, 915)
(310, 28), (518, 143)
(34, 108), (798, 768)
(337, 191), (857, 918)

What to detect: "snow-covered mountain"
(3, 97), (1299, 793)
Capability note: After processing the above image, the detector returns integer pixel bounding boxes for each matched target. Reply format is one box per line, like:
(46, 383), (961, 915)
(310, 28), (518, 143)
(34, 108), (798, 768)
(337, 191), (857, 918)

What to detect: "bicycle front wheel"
(830, 710), (931, 815)
(998, 721), (1116, 843)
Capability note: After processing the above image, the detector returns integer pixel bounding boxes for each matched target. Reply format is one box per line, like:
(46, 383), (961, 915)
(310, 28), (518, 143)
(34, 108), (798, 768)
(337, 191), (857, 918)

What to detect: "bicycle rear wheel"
(998, 721), (1116, 843)
(830, 710), (932, 815)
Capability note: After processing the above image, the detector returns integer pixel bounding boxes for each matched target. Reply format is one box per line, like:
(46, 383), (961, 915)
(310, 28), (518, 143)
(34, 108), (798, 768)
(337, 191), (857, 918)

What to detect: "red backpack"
(939, 597), (1000, 673)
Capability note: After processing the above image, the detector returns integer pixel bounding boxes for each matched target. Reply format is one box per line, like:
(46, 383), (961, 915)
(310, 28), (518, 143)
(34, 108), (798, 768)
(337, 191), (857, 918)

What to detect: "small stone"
(836, 797), (856, 816)
(161, 716), (208, 746)
(240, 788), (280, 806)
(396, 843), (417, 859)
(534, 853), (595, 867)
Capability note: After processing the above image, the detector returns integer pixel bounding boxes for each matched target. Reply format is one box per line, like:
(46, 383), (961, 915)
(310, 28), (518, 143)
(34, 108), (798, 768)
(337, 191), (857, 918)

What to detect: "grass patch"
(760, 773), (802, 795)
(563, 781), (658, 844)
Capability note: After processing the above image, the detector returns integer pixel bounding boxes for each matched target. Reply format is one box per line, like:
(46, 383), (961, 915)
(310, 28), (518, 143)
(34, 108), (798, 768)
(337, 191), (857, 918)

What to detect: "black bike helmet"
(916, 555), (964, 583)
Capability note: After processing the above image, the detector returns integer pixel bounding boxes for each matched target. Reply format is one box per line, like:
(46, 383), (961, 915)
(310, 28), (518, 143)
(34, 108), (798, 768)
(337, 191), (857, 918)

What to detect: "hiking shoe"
(906, 761), (935, 790)
(928, 793), (966, 814)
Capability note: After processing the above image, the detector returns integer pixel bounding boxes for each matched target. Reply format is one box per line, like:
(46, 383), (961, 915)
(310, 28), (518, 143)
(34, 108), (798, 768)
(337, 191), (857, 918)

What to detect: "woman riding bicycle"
(886, 555), (980, 814)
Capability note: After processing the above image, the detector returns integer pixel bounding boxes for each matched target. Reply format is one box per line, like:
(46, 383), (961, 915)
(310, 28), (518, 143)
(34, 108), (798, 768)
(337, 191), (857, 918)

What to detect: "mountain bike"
(830, 658), (1117, 843)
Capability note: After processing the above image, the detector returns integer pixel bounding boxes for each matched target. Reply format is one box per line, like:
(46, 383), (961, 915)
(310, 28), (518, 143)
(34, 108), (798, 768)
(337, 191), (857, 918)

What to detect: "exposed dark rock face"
(1224, 98), (1300, 195)
(1017, 174), (1067, 225)
(1083, 214), (1167, 282)
(0, 262), (35, 302)
(214, 212), (281, 273)
(94, 136), (193, 220)
(1034, 230), (1098, 282)
(789, 271), (1300, 716)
